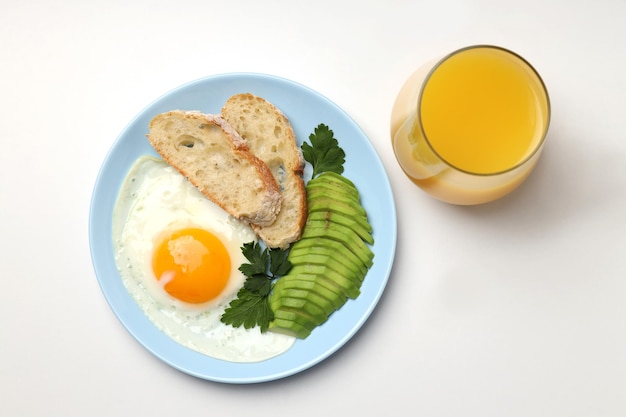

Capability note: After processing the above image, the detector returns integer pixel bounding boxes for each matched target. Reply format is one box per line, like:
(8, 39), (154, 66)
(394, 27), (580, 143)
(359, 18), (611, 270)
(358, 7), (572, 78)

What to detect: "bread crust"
(147, 110), (282, 226)
(222, 94), (307, 248)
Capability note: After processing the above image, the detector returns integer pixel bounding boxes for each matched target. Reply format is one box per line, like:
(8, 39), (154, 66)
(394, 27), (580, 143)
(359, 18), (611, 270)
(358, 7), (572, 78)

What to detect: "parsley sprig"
(221, 242), (291, 332)
(301, 123), (345, 178)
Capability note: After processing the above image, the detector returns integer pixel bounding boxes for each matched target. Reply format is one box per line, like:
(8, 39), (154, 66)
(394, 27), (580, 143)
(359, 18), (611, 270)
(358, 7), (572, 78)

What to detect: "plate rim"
(89, 72), (397, 383)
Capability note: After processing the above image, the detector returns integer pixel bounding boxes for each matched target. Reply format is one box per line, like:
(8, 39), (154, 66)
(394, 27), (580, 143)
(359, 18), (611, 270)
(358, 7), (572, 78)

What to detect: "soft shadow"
(433, 124), (625, 240)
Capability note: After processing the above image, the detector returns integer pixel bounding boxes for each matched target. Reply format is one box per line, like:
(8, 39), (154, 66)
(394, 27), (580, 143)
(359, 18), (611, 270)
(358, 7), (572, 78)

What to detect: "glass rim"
(417, 44), (552, 176)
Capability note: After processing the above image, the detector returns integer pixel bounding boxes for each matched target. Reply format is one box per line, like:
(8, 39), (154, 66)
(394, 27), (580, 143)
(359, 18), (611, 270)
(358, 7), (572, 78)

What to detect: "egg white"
(112, 156), (295, 363)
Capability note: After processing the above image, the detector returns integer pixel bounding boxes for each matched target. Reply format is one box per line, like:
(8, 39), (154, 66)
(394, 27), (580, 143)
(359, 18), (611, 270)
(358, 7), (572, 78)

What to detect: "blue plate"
(89, 73), (397, 383)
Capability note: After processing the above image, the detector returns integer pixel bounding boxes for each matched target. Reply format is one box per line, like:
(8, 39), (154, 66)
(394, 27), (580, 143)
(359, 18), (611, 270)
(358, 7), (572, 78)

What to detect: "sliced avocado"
(307, 195), (367, 218)
(288, 252), (363, 284)
(289, 245), (367, 278)
(305, 215), (374, 246)
(290, 237), (368, 276)
(306, 182), (361, 207)
(311, 171), (358, 190)
(269, 317), (311, 339)
(306, 181), (359, 203)
(272, 307), (322, 332)
(272, 274), (348, 309)
(289, 264), (361, 299)
(308, 171), (359, 188)
(273, 272), (349, 304)
(288, 263), (361, 288)
(305, 202), (371, 233)
(270, 294), (333, 320)
(266, 170), (374, 340)
(307, 209), (372, 235)
(306, 179), (360, 199)
(301, 224), (374, 268)
(270, 286), (337, 317)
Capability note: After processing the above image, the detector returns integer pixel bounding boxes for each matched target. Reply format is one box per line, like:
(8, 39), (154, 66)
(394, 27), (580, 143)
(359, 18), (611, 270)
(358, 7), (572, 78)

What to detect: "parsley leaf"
(238, 242), (268, 276)
(221, 288), (274, 332)
(244, 274), (272, 296)
(301, 123), (345, 178)
(269, 247), (292, 276)
(221, 242), (291, 332)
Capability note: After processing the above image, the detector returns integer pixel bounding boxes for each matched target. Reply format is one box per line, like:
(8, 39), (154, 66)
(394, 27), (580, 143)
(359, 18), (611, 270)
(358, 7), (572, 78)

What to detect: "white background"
(2, 0), (625, 416)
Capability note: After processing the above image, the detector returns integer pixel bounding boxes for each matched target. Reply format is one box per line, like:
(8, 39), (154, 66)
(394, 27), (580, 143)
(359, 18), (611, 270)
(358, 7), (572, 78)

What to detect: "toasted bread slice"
(222, 93), (307, 248)
(147, 110), (282, 226)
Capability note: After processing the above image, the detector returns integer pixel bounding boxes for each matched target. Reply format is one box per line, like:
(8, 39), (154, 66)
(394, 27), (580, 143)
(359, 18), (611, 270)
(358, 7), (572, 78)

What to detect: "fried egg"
(112, 156), (295, 362)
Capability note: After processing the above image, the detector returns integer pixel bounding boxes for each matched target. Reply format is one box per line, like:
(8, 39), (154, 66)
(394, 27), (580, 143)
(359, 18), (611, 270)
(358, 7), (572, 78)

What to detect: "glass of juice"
(390, 45), (550, 205)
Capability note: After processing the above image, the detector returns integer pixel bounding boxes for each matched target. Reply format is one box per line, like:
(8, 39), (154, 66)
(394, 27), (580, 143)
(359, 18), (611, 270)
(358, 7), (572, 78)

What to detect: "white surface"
(1, 0), (625, 415)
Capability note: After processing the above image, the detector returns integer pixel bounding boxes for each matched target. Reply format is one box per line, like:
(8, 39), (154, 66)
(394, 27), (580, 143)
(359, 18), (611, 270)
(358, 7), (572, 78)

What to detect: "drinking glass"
(390, 45), (550, 205)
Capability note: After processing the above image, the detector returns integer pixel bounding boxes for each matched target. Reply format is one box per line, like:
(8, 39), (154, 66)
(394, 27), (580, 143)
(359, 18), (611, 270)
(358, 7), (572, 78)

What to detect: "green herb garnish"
(221, 242), (291, 332)
(301, 123), (345, 178)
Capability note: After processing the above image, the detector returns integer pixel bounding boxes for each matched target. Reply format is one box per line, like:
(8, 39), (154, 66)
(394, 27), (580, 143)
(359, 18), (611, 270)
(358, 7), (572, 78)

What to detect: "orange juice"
(391, 45), (550, 205)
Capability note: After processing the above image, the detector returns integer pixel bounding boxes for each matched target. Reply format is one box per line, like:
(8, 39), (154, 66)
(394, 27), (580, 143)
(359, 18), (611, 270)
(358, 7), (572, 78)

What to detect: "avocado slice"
(307, 209), (372, 234)
(272, 307), (323, 334)
(305, 216), (373, 246)
(270, 286), (337, 317)
(306, 181), (359, 203)
(272, 273), (348, 309)
(307, 195), (367, 218)
(301, 224), (374, 268)
(288, 252), (363, 284)
(270, 293), (333, 320)
(306, 182), (362, 207)
(290, 238), (368, 277)
(311, 171), (358, 190)
(289, 264), (361, 299)
(269, 316), (312, 339)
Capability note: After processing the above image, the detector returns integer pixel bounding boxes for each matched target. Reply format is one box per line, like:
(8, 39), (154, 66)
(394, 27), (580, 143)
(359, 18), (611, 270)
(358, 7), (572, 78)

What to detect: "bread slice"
(222, 93), (307, 248)
(147, 110), (282, 226)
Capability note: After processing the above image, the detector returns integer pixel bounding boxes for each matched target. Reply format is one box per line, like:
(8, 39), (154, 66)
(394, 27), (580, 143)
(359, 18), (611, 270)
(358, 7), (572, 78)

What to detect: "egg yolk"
(152, 227), (231, 304)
